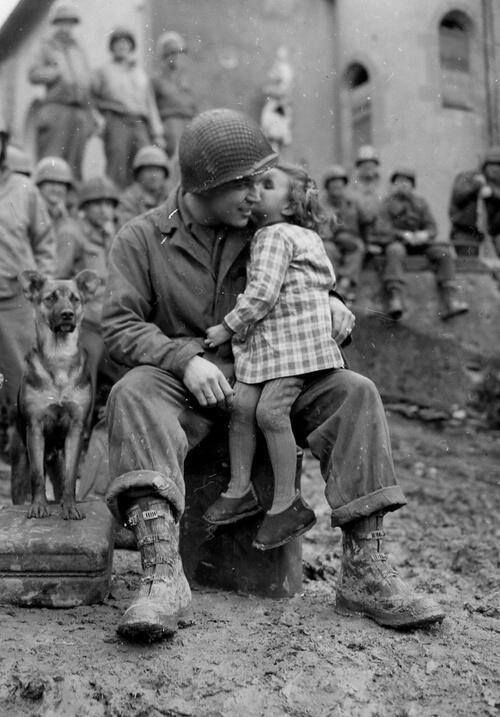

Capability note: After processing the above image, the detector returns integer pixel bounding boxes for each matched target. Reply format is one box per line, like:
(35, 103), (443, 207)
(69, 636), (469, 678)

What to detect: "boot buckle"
(137, 532), (171, 548)
(358, 530), (385, 541)
(143, 509), (162, 520)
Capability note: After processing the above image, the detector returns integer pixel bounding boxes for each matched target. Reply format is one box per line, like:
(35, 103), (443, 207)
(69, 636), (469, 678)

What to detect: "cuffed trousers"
(36, 102), (94, 180)
(382, 241), (457, 288)
(106, 365), (406, 527)
(102, 111), (151, 189)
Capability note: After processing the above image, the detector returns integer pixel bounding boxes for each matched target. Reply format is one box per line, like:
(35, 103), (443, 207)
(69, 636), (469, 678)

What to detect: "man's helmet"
(109, 26), (136, 51)
(390, 167), (416, 187)
(355, 145), (380, 167)
(7, 146), (32, 176)
(323, 164), (349, 187)
(133, 145), (170, 175)
(79, 176), (119, 207)
(34, 156), (73, 186)
(157, 31), (187, 57)
(179, 108), (278, 194)
(50, 2), (80, 24)
(482, 146), (500, 170)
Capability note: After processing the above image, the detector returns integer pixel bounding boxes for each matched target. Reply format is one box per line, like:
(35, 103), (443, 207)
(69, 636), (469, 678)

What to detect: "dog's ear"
(74, 270), (100, 302)
(18, 271), (47, 302)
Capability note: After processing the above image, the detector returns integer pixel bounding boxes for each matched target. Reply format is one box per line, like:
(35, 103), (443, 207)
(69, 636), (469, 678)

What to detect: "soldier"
(350, 145), (384, 247)
(117, 145), (170, 228)
(33, 156), (84, 279)
(102, 109), (444, 642)
(92, 27), (165, 189)
(374, 168), (469, 321)
(0, 122), (56, 430)
(76, 176), (119, 391)
(449, 146), (500, 257)
(152, 32), (197, 160)
(28, 1), (94, 180)
(6, 146), (33, 178)
(320, 165), (366, 302)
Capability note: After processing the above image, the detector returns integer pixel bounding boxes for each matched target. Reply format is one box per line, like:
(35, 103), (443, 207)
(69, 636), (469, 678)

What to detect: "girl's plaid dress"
(224, 222), (344, 384)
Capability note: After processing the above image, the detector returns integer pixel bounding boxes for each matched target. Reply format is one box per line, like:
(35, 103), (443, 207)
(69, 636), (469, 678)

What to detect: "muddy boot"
(439, 284), (469, 320)
(385, 286), (405, 320)
(335, 513), (445, 629)
(117, 496), (192, 642)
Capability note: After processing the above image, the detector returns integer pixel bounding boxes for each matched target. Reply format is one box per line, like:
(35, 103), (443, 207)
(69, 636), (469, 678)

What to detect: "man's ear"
(74, 269), (100, 302)
(18, 271), (47, 303)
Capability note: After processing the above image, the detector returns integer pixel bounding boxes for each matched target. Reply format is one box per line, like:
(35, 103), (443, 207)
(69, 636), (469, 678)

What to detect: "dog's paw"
(27, 502), (51, 519)
(60, 503), (86, 520)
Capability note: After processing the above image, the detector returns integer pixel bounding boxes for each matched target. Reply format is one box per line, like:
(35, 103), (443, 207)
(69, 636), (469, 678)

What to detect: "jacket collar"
(152, 186), (253, 281)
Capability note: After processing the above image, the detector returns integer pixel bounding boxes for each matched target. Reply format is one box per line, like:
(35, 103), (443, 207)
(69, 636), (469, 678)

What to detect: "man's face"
(38, 180), (68, 208)
(484, 163), (500, 184)
(201, 176), (261, 227)
(326, 178), (347, 201)
(357, 160), (380, 183)
(392, 176), (414, 194)
(112, 38), (133, 61)
(138, 166), (167, 194)
(53, 19), (77, 38)
(84, 199), (116, 228)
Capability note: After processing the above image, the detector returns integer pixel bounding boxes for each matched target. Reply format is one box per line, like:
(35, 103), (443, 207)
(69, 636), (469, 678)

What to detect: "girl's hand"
(205, 323), (233, 348)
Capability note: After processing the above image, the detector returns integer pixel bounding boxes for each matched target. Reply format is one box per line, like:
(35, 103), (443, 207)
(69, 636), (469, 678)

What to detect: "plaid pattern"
(225, 223), (344, 384)
(179, 109), (277, 193)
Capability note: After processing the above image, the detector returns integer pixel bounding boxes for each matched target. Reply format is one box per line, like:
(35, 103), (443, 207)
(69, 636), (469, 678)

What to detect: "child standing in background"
(203, 163), (344, 550)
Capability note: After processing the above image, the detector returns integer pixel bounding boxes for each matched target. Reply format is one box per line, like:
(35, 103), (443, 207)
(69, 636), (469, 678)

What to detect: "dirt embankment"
(0, 414), (499, 717)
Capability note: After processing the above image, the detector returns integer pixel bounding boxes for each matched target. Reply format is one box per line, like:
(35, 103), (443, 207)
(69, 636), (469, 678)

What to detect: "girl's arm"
(223, 226), (293, 339)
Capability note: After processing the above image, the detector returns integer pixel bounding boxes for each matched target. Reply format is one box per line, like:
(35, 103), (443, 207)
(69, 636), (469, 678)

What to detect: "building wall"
(149, 0), (337, 177)
(334, 0), (495, 236)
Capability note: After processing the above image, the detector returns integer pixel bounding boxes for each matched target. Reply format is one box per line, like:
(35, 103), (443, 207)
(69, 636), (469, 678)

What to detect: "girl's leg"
(256, 377), (304, 514)
(223, 381), (263, 498)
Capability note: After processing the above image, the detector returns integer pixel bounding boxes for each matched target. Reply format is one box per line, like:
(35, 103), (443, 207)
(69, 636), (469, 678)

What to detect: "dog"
(10, 269), (99, 520)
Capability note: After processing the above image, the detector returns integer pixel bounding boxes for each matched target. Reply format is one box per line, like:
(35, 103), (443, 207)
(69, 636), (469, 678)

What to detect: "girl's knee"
(256, 400), (290, 433)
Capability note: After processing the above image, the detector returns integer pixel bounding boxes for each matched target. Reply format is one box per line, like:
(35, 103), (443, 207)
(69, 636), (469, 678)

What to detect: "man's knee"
(385, 241), (406, 258)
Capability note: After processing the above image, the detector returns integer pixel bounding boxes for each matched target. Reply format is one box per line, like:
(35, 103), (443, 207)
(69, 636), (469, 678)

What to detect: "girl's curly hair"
(277, 163), (325, 231)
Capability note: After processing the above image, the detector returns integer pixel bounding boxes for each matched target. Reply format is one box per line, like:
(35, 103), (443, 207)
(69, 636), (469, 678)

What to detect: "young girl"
(203, 163), (344, 550)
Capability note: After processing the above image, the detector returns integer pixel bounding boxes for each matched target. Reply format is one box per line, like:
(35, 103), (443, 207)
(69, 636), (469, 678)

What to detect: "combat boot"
(439, 284), (469, 320)
(385, 286), (405, 320)
(117, 496), (192, 642)
(336, 513), (445, 629)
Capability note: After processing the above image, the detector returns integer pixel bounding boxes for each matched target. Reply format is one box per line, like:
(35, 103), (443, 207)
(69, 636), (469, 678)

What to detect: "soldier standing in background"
(152, 32), (197, 161)
(92, 27), (165, 189)
(320, 165), (366, 303)
(33, 156), (84, 279)
(117, 145), (170, 228)
(0, 122), (55, 440)
(28, 2), (94, 180)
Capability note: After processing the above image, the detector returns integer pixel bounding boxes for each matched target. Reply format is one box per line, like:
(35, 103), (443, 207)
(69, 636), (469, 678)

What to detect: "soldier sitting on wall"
(116, 146), (170, 228)
(373, 168), (469, 321)
(449, 146), (500, 258)
(319, 165), (366, 303)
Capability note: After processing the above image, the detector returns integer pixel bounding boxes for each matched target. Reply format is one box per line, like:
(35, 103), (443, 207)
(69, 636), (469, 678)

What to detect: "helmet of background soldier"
(7, 146), (32, 177)
(78, 176), (119, 208)
(108, 26), (136, 52)
(355, 145), (380, 167)
(322, 164), (349, 188)
(157, 31), (187, 57)
(179, 108), (277, 195)
(34, 156), (74, 187)
(132, 145), (170, 176)
(481, 146), (500, 171)
(390, 167), (416, 187)
(50, 2), (80, 24)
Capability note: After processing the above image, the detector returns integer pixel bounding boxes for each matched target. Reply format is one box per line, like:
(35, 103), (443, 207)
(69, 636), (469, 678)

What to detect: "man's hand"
(205, 323), (232, 348)
(183, 355), (234, 409)
(400, 230), (415, 245)
(329, 295), (355, 344)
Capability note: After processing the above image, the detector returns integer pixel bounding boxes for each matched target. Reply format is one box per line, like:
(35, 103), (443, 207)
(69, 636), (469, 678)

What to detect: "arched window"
(342, 62), (373, 160)
(439, 11), (473, 109)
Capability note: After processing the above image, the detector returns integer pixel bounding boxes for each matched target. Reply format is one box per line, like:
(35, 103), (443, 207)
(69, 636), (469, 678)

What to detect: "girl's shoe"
(252, 494), (316, 550)
(203, 487), (262, 525)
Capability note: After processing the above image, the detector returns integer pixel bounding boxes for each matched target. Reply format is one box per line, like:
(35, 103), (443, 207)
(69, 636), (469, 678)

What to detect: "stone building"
(0, 0), (499, 233)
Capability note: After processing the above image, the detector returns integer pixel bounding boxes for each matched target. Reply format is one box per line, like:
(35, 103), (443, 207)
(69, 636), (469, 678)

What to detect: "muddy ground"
(0, 413), (499, 717)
